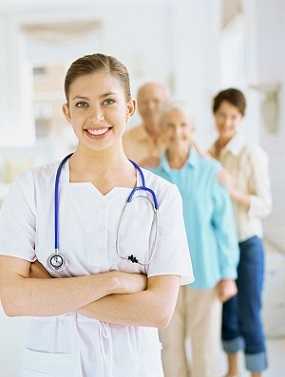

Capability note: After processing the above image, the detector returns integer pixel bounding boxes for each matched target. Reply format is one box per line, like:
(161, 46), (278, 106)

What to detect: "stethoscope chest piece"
(47, 251), (65, 271)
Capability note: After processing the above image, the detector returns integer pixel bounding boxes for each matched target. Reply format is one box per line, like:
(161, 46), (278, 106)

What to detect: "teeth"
(86, 128), (109, 136)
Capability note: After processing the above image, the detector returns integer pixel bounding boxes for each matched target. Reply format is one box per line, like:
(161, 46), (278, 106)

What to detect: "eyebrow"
(71, 92), (117, 101)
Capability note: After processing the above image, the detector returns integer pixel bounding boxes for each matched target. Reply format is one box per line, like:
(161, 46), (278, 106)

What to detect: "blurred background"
(0, 0), (284, 376)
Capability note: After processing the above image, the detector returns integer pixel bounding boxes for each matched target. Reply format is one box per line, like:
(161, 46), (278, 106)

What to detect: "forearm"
(30, 266), (173, 327)
(79, 291), (165, 327)
(79, 277), (180, 328)
(2, 273), (115, 317)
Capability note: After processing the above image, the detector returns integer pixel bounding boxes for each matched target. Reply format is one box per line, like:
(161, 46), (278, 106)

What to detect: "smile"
(84, 127), (112, 137)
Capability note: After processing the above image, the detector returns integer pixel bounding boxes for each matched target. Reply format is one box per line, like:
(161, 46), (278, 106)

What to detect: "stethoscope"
(47, 153), (159, 272)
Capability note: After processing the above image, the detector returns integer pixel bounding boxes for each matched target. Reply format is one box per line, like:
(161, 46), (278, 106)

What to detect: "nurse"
(0, 53), (193, 377)
(152, 103), (239, 377)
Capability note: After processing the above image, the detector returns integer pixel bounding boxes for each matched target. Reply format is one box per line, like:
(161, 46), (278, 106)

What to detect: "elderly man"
(123, 81), (170, 166)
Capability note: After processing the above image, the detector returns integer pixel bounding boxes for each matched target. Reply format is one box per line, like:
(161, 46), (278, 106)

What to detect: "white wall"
(0, 0), (174, 146)
(170, 0), (221, 147)
(256, 0), (285, 249)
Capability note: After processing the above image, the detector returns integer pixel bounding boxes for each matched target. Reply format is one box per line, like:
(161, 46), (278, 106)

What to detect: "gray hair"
(159, 101), (192, 126)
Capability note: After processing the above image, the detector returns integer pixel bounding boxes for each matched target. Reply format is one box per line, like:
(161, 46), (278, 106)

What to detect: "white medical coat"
(0, 162), (193, 377)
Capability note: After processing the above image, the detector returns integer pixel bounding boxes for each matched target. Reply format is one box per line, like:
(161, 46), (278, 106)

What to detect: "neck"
(70, 142), (131, 180)
(143, 120), (159, 143)
(215, 133), (236, 157)
(217, 137), (230, 149)
(167, 143), (190, 169)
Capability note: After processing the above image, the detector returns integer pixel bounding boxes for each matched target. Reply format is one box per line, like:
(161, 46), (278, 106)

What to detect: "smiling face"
(214, 100), (243, 141)
(161, 108), (193, 153)
(63, 70), (135, 153)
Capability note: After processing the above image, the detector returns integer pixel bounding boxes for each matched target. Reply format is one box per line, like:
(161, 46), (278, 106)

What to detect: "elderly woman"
(152, 103), (239, 377)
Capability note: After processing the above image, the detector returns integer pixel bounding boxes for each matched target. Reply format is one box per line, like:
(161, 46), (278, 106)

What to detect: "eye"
(103, 98), (116, 106)
(75, 101), (89, 109)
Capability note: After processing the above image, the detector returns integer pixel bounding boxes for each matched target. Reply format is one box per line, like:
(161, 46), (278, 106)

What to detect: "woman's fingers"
(29, 261), (52, 279)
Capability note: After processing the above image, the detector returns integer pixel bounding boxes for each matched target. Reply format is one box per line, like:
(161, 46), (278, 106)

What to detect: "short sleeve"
(146, 184), (194, 285)
(0, 171), (36, 262)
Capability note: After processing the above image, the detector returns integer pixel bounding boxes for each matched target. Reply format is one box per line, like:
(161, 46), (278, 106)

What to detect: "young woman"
(152, 103), (239, 377)
(209, 88), (272, 377)
(0, 54), (193, 377)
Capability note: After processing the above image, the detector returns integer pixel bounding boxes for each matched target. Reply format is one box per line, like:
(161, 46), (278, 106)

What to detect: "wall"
(0, 0), (174, 147)
(170, 0), (221, 148)
(256, 0), (285, 249)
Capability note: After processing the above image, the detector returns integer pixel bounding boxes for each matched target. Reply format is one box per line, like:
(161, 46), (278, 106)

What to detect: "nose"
(224, 117), (232, 128)
(90, 106), (104, 122)
(146, 101), (156, 112)
(169, 126), (180, 140)
(174, 128), (180, 138)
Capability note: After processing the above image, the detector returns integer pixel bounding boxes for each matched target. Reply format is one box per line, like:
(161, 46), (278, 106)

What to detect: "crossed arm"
(0, 257), (180, 328)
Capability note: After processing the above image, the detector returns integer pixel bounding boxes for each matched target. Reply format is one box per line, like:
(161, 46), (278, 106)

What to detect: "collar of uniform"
(160, 148), (198, 173)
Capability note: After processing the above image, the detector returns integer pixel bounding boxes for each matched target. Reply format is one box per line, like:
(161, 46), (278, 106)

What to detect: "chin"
(220, 131), (235, 140)
(81, 139), (117, 152)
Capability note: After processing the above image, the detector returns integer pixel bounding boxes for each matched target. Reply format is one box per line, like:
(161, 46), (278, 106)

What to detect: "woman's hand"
(218, 169), (251, 209)
(218, 169), (236, 195)
(109, 271), (147, 295)
(217, 279), (237, 303)
(29, 262), (147, 295)
(29, 261), (52, 279)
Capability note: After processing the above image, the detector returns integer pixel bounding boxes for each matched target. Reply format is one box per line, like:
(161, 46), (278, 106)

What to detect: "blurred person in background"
(209, 88), (272, 377)
(153, 102), (239, 377)
(123, 81), (170, 167)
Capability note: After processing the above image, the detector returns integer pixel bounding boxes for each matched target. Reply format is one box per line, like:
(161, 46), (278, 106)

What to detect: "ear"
(126, 98), (136, 119)
(62, 103), (71, 122)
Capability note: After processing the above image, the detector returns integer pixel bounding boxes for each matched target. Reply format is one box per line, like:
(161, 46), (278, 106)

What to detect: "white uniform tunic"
(0, 161), (193, 377)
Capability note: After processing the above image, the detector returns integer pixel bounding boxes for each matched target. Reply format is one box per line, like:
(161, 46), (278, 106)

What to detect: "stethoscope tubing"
(51, 154), (159, 270)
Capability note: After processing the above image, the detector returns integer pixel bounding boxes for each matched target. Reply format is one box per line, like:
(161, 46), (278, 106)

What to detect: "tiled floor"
(265, 338), (285, 376)
(262, 241), (285, 376)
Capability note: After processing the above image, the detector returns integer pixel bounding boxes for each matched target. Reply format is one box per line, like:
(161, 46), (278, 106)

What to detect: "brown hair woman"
(210, 88), (272, 377)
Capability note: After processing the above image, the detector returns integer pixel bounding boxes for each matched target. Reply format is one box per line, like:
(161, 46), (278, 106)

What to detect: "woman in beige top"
(209, 88), (272, 377)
